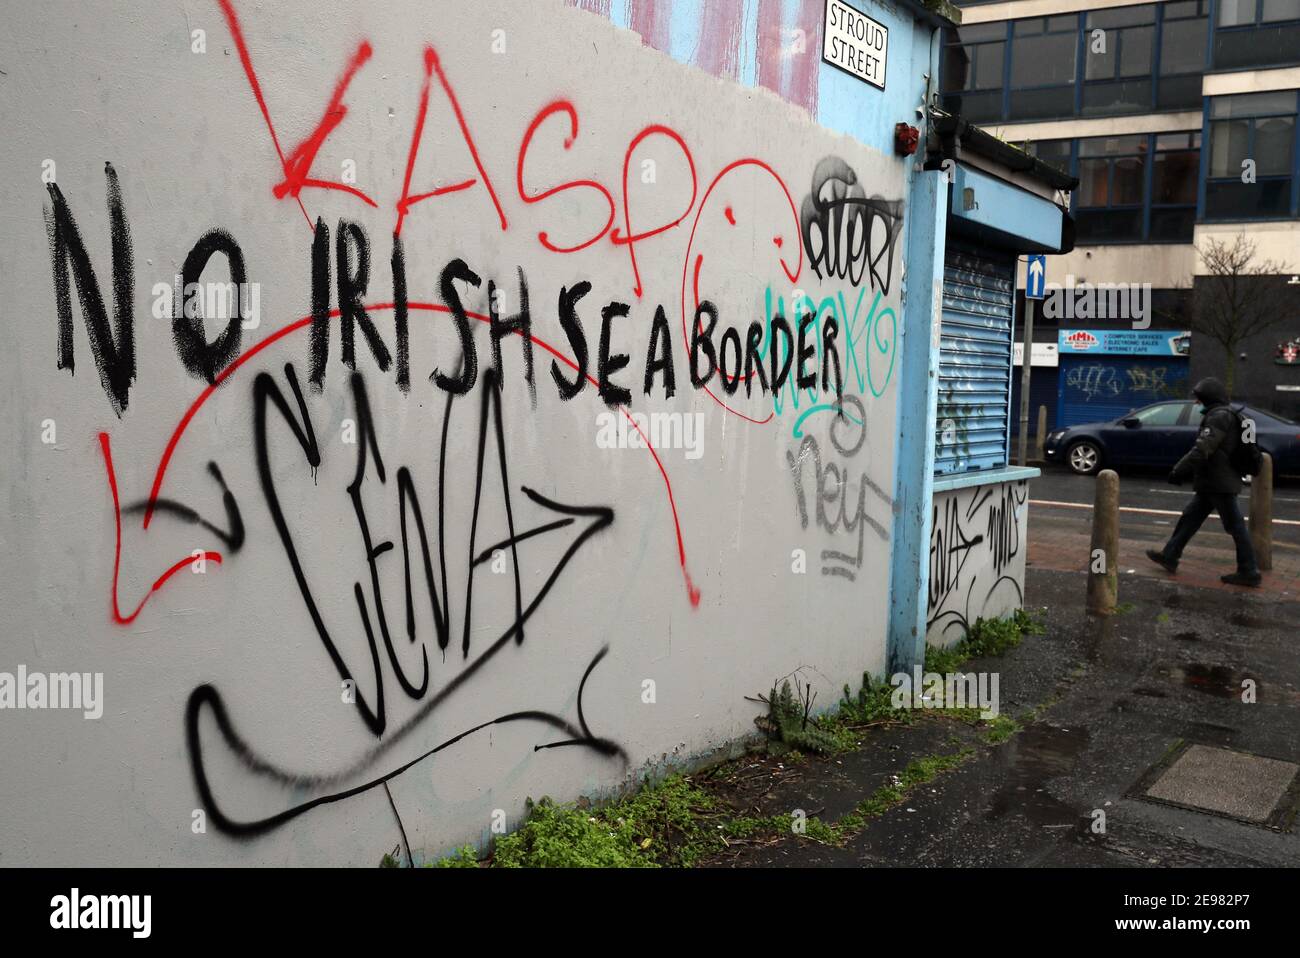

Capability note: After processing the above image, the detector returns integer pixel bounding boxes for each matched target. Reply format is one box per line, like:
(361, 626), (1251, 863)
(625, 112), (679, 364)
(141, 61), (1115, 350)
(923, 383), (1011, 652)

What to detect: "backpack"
(1228, 405), (1263, 477)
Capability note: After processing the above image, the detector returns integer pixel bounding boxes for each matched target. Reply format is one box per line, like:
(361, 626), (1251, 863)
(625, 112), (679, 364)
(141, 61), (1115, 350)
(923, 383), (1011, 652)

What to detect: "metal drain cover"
(1143, 744), (1299, 826)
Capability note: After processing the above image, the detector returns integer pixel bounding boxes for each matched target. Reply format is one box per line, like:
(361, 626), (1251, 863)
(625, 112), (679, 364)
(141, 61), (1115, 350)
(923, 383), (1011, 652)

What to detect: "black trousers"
(1161, 491), (1259, 575)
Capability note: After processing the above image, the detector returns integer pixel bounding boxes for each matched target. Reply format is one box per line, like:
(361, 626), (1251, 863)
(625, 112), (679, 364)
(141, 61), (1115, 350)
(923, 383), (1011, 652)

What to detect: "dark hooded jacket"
(1170, 377), (1242, 494)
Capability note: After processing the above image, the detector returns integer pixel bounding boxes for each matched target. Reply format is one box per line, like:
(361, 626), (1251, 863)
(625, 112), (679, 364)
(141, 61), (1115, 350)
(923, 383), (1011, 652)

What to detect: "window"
(1206, 92), (1298, 219)
(1151, 132), (1200, 240)
(1218, 0), (1258, 25)
(1010, 16), (1079, 119)
(1218, 0), (1300, 24)
(1083, 5), (1155, 115)
(1076, 135), (1147, 242)
(1132, 402), (1186, 426)
(1015, 134), (1200, 244)
(1066, 132), (1200, 244)
(940, 6), (1218, 122)
(1263, 0), (1300, 22)
(941, 23), (1007, 123)
(1021, 138), (1072, 175)
(1158, 2), (1209, 109)
(1214, 0), (1300, 68)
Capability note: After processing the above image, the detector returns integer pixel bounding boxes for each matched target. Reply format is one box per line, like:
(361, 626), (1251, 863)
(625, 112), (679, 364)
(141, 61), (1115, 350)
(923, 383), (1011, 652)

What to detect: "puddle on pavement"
(986, 723), (1090, 828)
(1173, 631), (1200, 642)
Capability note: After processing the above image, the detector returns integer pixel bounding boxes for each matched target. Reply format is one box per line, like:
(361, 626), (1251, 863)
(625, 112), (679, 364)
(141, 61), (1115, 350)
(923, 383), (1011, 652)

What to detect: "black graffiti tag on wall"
(183, 363), (625, 836)
(44, 167), (846, 416)
(800, 157), (905, 295)
(926, 481), (1027, 642)
(986, 480), (1024, 576)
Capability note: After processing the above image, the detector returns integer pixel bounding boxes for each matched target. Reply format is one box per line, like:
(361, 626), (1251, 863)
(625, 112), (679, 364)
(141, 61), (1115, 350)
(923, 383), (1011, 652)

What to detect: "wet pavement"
(1028, 467), (1300, 600)
(705, 565), (1300, 868)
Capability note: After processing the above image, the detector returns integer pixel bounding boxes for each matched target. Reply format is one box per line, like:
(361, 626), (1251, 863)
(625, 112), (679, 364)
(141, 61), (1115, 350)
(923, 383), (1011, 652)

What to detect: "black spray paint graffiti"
(44, 162), (136, 416)
(183, 362), (625, 836)
(986, 481), (1022, 576)
(800, 156), (905, 295)
(927, 481), (1027, 642)
(786, 395), (892, 580)
(45, 168), (846, 416)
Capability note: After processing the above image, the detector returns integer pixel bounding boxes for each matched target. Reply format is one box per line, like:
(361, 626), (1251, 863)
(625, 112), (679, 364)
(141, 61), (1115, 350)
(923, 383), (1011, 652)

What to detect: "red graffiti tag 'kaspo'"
(217, 0), (725, 298)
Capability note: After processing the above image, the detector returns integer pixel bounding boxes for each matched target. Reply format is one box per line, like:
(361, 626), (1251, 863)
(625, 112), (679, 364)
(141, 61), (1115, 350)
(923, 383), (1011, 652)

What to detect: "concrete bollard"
(1087, 469), (1120, 616)
(1035, 405), (1048, 463)
(1249, 452), (1273, 572)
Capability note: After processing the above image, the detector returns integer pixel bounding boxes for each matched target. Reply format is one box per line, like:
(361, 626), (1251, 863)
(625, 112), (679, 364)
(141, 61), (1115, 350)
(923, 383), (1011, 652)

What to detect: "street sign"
(1026, 254), (1046, 300)
(822, 0), (888, 90)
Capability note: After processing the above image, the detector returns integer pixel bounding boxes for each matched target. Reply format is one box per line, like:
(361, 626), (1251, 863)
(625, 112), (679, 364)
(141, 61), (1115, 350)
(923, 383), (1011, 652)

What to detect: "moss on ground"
(422, 609), (1044, 868)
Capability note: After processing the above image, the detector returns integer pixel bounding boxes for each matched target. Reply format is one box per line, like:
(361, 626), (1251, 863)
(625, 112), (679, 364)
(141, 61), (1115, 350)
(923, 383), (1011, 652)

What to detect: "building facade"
(942, 0), (1300, 422)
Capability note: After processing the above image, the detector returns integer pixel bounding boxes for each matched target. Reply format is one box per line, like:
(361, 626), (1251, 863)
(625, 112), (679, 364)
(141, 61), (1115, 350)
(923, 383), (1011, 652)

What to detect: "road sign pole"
(1020, 254), (1047, 467)
(1018, 297), (1034, 467)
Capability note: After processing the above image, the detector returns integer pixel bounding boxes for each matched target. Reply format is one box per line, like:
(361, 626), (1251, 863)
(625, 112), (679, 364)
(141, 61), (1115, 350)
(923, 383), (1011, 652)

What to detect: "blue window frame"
(1213, 0), (1300, 69)
(1083, 5), (1157, 116)
(1076, 135), (1150, 241)
(1009, 15), (1080, 120)
(1150, 132), (1201, 239)
(940, 22), (1007, 124)
(1019, 133), (1201, 244)
(939, 5), (1210, 123)
(1203, 91), (1299, 219)
(1158, 1), (1210, 109)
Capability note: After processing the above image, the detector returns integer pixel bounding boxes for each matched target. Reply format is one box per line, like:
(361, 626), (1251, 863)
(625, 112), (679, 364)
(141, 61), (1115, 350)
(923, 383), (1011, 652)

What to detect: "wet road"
(1031, 464), (1300, 525)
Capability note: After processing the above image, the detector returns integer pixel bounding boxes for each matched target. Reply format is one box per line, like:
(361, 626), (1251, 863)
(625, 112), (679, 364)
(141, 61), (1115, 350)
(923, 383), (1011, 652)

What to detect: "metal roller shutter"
(935, 246), (1015, 475)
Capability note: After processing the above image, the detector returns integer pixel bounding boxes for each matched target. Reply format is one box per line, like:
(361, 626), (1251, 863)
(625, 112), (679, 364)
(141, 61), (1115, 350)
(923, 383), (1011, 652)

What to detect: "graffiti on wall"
(3, 0), (910, 863)
(1063, 361), (1187, 403)
(926, 480), (1028, 644)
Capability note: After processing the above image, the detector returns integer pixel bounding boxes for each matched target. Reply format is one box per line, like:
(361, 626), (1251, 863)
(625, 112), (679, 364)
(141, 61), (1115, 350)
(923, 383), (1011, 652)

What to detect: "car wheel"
(1067, 440), (1102, 476)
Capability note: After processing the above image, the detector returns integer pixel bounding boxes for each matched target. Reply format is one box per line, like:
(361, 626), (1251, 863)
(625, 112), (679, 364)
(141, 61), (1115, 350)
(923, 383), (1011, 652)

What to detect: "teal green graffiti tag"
(759, 286), (897, 435)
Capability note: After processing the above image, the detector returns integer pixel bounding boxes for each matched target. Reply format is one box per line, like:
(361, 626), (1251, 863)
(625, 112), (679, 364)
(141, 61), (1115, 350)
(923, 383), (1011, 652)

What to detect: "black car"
(1044, 400), (1300, 477)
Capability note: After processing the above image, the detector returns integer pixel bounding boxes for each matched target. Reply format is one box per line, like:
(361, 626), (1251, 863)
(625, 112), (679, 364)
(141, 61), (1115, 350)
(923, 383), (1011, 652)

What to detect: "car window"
(1132, 403), (1184, 426)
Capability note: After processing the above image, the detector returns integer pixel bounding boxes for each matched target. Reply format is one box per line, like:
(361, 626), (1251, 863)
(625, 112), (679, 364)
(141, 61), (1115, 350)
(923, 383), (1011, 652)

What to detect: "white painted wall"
(1194, 222), (1300, 275)
(0, 0), (911, 864)
(1202, 66), (1300, 97)
(1018, 243), (1199, 290)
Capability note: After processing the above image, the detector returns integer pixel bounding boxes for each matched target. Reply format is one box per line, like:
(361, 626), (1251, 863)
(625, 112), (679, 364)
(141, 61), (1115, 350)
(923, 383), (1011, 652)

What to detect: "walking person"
(1146, 377), (1261, 587)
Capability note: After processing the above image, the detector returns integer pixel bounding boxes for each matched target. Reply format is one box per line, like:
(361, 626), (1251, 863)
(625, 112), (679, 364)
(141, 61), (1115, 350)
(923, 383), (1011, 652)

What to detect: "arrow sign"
(1026, 254), (1047, 300)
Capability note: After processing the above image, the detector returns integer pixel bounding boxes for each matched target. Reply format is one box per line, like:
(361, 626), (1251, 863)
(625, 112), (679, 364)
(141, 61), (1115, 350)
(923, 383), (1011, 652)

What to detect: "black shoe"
(1221, 572), (1262, 587)
(1146, 549), (1178, 574)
